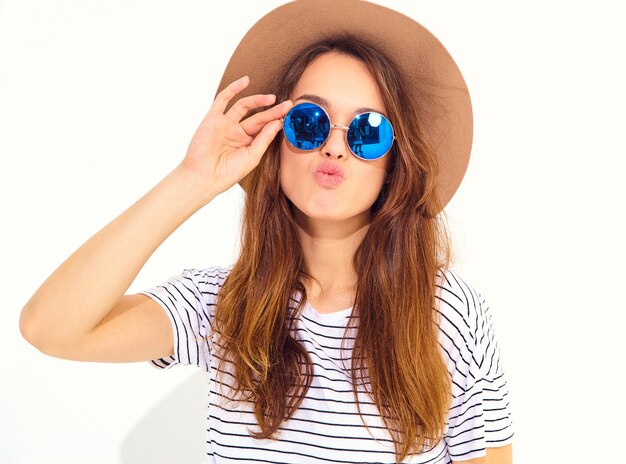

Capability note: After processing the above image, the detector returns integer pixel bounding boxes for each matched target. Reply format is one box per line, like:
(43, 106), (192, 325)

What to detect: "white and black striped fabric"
(140, 265), (514, 463)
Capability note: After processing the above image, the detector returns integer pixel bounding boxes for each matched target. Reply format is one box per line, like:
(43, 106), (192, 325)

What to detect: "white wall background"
(1, 1), (624, 462)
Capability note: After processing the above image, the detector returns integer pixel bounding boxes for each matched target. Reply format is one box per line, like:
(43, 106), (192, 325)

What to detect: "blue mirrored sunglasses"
(279, 102), (396, 160)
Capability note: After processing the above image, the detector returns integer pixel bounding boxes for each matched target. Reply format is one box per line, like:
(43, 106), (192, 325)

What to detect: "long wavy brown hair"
(210, 33), (458, 463)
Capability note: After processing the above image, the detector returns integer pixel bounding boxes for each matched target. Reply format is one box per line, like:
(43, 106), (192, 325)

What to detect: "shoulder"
(436, 269), (515, 454)
(185, 264), (234, 285)
(435, 267), (486, 342)
(435, 267), (498, 380)
(183, 264), (234, 302)
(435, 267), (505, 390)
(183, 264), (234, 291)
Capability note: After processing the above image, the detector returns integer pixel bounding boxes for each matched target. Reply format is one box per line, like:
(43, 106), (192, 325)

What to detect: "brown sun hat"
(214, 0), (473, 212)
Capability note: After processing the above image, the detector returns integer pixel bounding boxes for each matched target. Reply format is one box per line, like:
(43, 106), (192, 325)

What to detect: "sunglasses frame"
(279, 101), (397, 161)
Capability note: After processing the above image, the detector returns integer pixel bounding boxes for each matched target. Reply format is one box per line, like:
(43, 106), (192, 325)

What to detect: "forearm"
(20, 164), (217, 346)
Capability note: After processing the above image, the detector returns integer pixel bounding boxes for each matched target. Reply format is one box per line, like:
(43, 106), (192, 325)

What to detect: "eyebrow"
(293, 94), (387, 117)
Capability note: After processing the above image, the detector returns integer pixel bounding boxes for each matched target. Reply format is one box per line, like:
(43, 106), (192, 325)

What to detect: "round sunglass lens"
(283, 102), (329, 150)
(347, 112), (394, 160)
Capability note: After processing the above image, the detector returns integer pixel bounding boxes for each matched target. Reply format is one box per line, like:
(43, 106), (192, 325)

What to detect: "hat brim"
(215, 0), (472, 212)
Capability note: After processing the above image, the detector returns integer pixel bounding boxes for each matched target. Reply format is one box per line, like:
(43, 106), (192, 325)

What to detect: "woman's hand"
(179, 75), (293, 198)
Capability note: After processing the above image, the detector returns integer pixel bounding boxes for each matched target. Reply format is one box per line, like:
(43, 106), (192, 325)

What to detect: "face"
(279, 52), (391, 232)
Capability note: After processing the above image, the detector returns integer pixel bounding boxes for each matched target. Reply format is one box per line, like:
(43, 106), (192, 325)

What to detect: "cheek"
(355, 163), (389, 203)
(364, 170), (387, 199)
(365, 160), (389, 186)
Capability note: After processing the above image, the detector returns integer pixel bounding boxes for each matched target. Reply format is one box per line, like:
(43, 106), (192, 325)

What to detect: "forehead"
(292, 93), (385, 117)
(290, 53), (387, 116)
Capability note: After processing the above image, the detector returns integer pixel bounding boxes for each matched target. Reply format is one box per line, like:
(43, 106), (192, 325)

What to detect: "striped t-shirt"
(140, 265), (514, 463)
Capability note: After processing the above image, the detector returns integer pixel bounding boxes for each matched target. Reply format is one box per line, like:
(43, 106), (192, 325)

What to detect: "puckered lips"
(313, 161), (345, 187)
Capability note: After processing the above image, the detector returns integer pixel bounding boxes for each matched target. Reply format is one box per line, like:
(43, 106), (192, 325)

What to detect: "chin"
(296, 202), (341, 220)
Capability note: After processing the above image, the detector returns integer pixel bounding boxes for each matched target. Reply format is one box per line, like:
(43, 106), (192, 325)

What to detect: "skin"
(279, 52), (390, 311)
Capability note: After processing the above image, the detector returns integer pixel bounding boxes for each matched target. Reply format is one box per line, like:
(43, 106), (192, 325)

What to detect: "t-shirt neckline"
(302, 300), (353, 321)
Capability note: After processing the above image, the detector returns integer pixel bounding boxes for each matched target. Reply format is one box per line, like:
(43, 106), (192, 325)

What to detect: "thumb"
(247, 119), (283, 162)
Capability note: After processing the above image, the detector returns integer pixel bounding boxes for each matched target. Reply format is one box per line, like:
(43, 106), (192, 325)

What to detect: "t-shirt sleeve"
(138, 266), (230, 372)
(437, 269), (514, 461)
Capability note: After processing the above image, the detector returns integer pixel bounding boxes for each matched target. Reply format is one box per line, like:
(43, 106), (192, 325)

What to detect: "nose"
(322, 125), (349, 160)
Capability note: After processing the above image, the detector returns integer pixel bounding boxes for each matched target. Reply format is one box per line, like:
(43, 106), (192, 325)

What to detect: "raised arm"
(19, 75), (293, 362)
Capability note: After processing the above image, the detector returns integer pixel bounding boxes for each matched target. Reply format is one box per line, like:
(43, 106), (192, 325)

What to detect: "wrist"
(168, 164), (220, 209)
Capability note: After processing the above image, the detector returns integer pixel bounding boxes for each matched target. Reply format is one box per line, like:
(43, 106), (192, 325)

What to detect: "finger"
(211, 75), (250, 115)
(240, 100), (293, 137)
(247, 119), (284, 162)
(226, 93), (277, 124)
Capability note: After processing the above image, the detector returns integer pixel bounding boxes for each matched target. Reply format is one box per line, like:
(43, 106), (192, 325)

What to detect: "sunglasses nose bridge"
(326, 124), (351, 149)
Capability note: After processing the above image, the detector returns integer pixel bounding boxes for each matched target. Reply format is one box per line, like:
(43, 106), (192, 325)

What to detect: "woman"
(19, 1), (513, 463)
